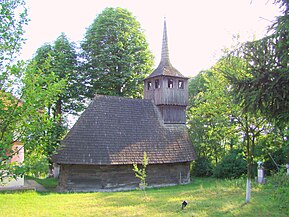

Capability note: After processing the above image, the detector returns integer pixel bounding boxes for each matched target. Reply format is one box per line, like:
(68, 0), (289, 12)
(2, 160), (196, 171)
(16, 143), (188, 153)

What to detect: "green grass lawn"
(0, 177), (287, 217)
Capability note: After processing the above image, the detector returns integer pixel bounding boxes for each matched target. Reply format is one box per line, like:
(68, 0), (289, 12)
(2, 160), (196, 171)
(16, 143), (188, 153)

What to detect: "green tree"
(188, 57), (270, 203)
(33, 33), (84, 118)
(0, 0), (28, 89)
(188, 68), (240, 164)
(32, 33), (84, 173)
(0, 0), (64, 181)
(225, 1), (289, 127)
(81, 7), (154, 98)
(217, 56), (270, 203)
(1, 61), (64, 181)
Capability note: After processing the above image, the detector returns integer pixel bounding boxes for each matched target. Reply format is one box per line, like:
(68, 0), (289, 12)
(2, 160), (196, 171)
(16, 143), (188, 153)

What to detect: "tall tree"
(219, 55), (272, 203)
(81, 7), (154, 98)
(226, 1), (289, 127)
(32, 33), (84, 173)
(33, 33), (84, 118)
(0, 0), (64, 180)
(188, 57), (270, 203)
(188, 69), (240, 164)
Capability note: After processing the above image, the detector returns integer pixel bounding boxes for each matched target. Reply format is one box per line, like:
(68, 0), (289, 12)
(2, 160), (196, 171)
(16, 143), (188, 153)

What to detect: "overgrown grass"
(0, 177), (288, 217)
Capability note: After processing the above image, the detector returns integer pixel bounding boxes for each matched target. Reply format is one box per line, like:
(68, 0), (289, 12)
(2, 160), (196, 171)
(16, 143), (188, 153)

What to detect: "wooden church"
(53, 20), (196, 192)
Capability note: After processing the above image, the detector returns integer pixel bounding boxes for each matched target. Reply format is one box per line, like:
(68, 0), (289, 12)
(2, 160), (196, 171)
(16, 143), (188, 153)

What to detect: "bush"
(213, 149), (246, 179)
(25, 152), (49, 177)
(267, 168), (289, 211)
(191, 156), (213, 177)
(263, 148), (287, 175)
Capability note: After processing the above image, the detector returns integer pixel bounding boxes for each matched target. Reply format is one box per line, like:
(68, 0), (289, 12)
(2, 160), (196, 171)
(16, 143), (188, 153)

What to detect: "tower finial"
(161, 18), (169, 63)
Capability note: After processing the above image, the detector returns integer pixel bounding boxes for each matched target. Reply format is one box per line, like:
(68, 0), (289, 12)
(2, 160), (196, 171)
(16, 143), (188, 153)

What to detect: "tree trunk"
(245, 139), (252, 203)
(55, 99), (62, 123)
(245, 117), (252, 203)
(245, 178), (251, 203)
(230, 138), (233, 150)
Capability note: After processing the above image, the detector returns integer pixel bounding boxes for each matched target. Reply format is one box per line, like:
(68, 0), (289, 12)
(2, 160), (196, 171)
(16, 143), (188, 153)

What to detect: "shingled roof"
(53, 95), (195, 165)
(146, 19), (187, 79)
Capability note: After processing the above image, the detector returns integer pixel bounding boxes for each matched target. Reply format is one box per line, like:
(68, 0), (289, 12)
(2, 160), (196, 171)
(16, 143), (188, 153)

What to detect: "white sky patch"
(21, 0), (281, 77)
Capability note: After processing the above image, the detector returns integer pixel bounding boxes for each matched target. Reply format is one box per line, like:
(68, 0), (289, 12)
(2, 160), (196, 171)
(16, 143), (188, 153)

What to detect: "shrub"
(191, 156), (213, 177)
(132, 152), (148, 191)
(25, 152), (49, 177)
(213, 149), (246, 179)
(267, 168), (289, 211)
(263, 148), (287, 175)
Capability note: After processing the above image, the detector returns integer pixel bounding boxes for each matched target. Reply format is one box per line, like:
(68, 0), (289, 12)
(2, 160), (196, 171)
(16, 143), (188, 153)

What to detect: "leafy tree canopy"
(225, 0), (289, 127)
(0, 0), (28, 89)
(0, 0), (64, 180)
(33, 33), (85, 117)
(81, 7), (154, 98)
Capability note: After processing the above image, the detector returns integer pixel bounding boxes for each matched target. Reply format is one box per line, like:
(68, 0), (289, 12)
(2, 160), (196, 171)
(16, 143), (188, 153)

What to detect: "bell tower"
(144, 19), (188, 124)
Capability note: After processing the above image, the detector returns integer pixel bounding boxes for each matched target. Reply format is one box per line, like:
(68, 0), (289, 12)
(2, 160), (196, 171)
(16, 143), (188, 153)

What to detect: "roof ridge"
(93, 94), (152, 103)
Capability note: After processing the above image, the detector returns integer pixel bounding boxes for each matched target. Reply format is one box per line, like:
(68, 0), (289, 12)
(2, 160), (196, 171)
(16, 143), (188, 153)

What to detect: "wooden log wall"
(158, 105), (187, 124)
(57, 162), (191, 192)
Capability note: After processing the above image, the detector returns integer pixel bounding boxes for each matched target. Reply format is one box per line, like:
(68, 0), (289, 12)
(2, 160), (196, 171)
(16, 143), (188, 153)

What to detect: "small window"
(168, 79), (174, 88)
(178, 80), (184, 89)
(147, 81), (152, 90)
(155, 79), (160, 89)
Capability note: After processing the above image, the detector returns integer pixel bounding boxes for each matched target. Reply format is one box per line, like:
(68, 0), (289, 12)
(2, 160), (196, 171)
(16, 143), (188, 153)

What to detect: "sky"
(21, 0), (281, 77)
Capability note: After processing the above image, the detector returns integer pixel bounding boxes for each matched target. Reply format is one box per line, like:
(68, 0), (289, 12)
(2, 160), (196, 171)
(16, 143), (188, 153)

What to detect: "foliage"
(191, 156), (213, 177)
(188, 55), (274, 202)
(188, 70), (211, 106)
(188, 59), (268, 168)
(132, 152), (148, 191)
(0, 1), (64, 180)
(224, 0), (289, 127)
(213, 149), (247, 179)
(33, 33), (85, 117)
(0, 62), (64, 181)
(0, 0), (28, 79)
(269, 167), (289, 187)
(81, 7), (154, 98)
(263, 147), (287, 174)
(266, 168), (289, 210)
(32, 34), (83, 173)
(0, 178), (288, 216)
(24, 149), (49, 177)
(218, 1), (289, 198)
(188, 69), (238, 164)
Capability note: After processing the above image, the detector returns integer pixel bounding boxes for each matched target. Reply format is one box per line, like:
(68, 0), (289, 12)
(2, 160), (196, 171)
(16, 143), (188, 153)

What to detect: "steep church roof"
(53, 95), (195, 165)
(146, 19), (186, 79)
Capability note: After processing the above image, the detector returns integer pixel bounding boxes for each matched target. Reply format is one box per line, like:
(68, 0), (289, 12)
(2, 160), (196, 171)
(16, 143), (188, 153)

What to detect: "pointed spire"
(145, 18), (186, 79)
(161, 18), (169, 63)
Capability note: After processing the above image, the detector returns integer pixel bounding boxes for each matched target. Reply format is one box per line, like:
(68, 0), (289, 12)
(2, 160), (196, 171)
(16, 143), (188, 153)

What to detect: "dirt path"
(0, 179), (47, 192)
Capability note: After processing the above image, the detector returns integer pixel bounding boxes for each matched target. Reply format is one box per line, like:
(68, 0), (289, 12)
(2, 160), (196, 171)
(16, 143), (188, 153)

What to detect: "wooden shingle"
(53, 95), (195, 165)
